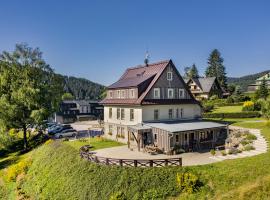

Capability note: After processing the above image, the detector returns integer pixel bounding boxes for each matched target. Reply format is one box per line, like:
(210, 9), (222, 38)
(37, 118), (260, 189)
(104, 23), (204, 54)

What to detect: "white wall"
(142, 104), (201, 122)
(104, 106), (143, 125)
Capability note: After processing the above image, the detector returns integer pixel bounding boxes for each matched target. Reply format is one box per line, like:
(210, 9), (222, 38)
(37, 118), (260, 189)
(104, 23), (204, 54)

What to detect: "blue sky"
(0, 0), (269, 86)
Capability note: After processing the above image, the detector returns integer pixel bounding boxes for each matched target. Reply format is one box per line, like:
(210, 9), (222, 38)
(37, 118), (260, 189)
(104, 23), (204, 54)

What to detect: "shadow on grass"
(0, 155), (19, 170)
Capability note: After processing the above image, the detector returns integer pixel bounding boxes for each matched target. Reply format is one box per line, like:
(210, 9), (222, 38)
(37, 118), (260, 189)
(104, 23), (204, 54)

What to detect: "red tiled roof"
(100, 98), (139, 105)
(141, 99), (199, 105)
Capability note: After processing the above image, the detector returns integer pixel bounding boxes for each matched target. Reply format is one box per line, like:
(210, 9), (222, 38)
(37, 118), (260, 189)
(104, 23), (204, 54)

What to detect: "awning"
(145, 120), (227, 133)
(128, 123), (152, 132)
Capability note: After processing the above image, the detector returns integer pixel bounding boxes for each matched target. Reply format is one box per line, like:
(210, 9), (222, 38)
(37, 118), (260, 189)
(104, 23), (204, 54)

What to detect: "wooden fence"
(79, 146), (182, 167)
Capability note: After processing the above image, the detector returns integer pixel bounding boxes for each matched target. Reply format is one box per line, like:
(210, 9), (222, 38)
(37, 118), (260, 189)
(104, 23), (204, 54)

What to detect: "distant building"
(248, 72), (270, 92)
(184, 77), (223, 100)
(55, 100), (103, 123)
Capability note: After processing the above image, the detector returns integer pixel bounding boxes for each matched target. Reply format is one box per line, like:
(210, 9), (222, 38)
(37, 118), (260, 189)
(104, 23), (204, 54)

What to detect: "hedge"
(203, 111), (261, 118)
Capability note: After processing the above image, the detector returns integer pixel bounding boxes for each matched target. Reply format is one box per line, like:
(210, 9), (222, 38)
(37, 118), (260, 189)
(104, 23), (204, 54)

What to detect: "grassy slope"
(212, 105), (243, 113)
(1, 120), (270, 199)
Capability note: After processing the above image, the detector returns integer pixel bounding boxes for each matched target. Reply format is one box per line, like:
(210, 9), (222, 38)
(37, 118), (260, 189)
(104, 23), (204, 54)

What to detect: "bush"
(240, 139), (251, 146)
(243, 144), (255, 151)
(209, 95), (219, 101)
(242, 101), (255, 111)
(221, 150), (227, 156)
(226, 96), (234, 103)
(202, 102), (214, 113)
(227, 148), (239, 155)
(176, 172), (201, 194)
(244, 133), (257, 141)
(210, 149), (216, 156)
(6, 158), (32, 182)
(109, 191), (126, 200)
(203, 111), (261, 118)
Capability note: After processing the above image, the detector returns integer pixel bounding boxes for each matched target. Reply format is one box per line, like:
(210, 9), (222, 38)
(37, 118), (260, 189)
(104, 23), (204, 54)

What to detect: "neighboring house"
(185, 77), (223, 100)
(248, 72), (270, 92)
(101, 60), (227, 153)
(55, 100), (104, 123)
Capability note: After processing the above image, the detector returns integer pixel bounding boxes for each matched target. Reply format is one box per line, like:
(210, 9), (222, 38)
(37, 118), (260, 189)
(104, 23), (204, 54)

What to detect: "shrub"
(202, 102), (214, 113)
(109, 191), (126, 200)
(240, 139), (251, 146)
(242, 101), (255, 111)
(244, 133), (257, 141)
(210, 149), (216, 156)
(243, 144), (255, 151)
(45, 139), (53, 145)
(176, 172), (200, 194)
(203, 111), (261, 118)
(210, 95), (218, 101)
(226, 96), (234, 103)
(221, 150), (227, 156)
(227, 148), (238, 155)
(6, 158), (32, 182)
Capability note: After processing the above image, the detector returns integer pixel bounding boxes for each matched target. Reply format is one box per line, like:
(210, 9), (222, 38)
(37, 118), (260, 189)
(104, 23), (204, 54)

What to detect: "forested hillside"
(62, 75), (106, 100)
(228, 70), (270, 91)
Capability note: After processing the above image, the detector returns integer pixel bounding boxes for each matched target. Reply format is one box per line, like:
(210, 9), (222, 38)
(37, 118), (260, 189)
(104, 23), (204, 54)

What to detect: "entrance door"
(189, 132), (195, 149)
(143, 132), (151, 146)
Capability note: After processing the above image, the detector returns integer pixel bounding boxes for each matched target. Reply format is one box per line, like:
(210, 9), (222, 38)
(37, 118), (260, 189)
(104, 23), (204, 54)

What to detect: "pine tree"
(205, 49), (227, 89)
(184, 64), (199, 79)
(255, 78), (269, 100)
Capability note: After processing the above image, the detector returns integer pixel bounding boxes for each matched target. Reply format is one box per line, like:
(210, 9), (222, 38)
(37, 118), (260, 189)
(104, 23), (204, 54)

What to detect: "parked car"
(48, 124), (72, 135)
(55, 129), (77, 139)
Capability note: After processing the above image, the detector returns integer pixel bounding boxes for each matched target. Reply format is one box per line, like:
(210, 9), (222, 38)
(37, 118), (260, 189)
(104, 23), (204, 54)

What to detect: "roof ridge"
(126, 60), (170, 70)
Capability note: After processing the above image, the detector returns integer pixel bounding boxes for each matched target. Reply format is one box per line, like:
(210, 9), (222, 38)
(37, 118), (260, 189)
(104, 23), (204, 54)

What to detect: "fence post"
(165, 159), (168, 166)
(150, 160), (153, 167)
(119, 159), (123, 166)
(134, 160), (137, 167)
(179, 158), (182, 166)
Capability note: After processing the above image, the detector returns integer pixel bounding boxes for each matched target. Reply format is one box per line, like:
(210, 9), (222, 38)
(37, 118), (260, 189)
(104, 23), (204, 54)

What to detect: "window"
(154, 109), (159, 120)
(153, 88), (160, 99)
(180, 108), (183, 118)
(117, 127), (120, 136)
(168, 88), (174, 99)
(117, 90), (121, 98)
(108, 125), (113, 134)
(121, 108), (125, 120)
(176, 135), (179, 143)
(154, 134), (157, 142)
(130, 89), (135, 98)
(167, 71), (173, 80)
(109, 108), (112, 118)
(117, 108), (120, 120)
(109, 91), (113, 98)
(179, 89), (185, 99)
(176, 108), (179, 118)
(168, 109), (173, 119)
(121, 127), (125, 138)
(130, 109), (134, 121)
(184, 133), (188, 141)
(121, 90), (125, 98)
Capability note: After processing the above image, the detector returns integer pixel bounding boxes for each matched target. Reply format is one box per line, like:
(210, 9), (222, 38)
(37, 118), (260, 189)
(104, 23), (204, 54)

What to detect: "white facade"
(103, 104), (201, 143)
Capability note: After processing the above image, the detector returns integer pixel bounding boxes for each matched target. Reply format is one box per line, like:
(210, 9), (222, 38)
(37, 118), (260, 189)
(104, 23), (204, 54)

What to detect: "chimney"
(144, 51), (150, 66)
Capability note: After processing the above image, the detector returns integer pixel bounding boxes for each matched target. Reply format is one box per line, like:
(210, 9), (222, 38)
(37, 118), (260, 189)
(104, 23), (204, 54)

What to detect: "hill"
(61, 75), (106, 100)
(228, 70), (270, 91)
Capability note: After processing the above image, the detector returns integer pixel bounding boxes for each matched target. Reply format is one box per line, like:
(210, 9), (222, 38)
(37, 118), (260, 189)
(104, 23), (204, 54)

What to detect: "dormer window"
(130, 89), (135, 98)
(109, 91), (113, 98)
(121, 90), (125, 98)
(167, 72), (173, 81)
(117, 90), (121, 98)
(168, 88), (174, 99)
(154, 88), (160, 99)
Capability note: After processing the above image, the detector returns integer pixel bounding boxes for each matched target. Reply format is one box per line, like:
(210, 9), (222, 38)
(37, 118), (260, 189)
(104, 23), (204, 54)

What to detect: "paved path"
(94, 127), (268, 166)
(209, 127), (268, 162)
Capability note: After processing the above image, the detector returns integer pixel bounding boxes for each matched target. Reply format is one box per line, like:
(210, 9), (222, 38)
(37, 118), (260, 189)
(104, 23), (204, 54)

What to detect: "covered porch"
(128, 120), (228, 153)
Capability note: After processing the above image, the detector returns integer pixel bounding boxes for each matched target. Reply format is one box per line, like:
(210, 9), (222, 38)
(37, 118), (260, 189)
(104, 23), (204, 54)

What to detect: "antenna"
(144, 50), (150, 66)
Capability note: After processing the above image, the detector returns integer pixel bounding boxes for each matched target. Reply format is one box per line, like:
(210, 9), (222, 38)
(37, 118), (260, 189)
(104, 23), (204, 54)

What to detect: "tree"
(261, 99), (270, 120)
(184, 64), (199, 79)
(0, 43), (64, 150)
(255, 78), (269, 100)
(227, 84), (236, 94)
(205, 49), (227, 89)
(62, 93), (74, 100)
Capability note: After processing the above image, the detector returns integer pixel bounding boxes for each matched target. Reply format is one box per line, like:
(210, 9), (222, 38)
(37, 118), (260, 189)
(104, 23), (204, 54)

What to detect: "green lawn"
(65, 137), (124, 151)
(212, 105), (243, 113)
(1, 120), (270, 200)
